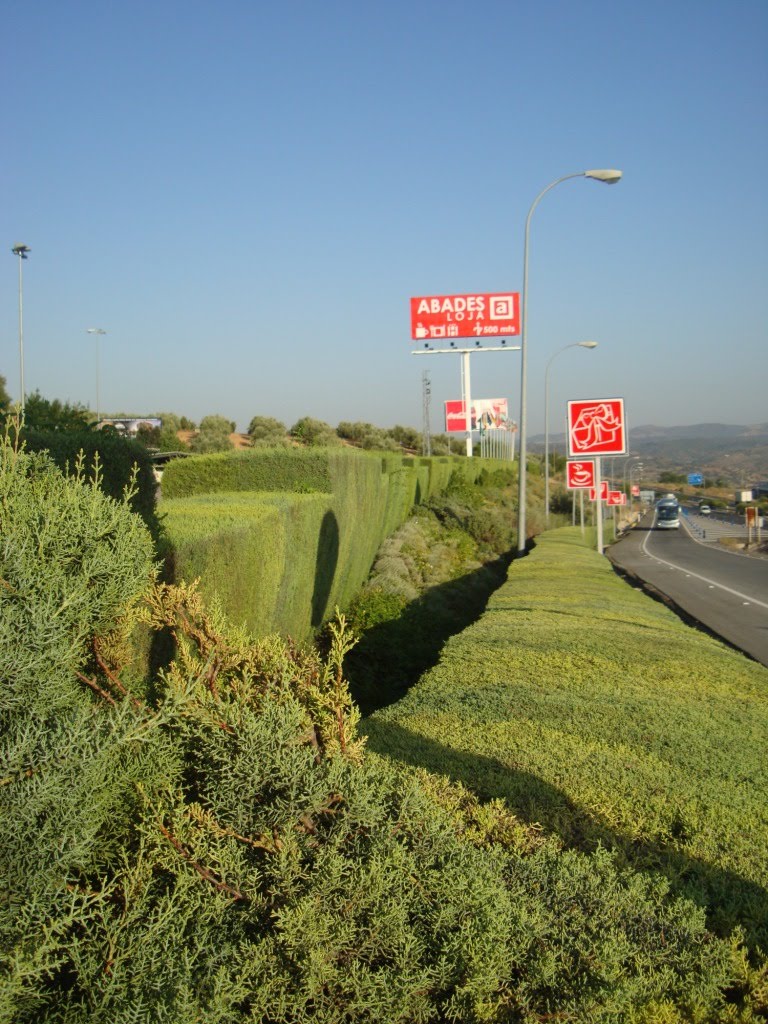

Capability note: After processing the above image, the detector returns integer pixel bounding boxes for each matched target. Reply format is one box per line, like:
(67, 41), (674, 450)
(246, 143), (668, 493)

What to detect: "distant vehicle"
(699, 504), (711, 516)
(655, 495), (680, 529)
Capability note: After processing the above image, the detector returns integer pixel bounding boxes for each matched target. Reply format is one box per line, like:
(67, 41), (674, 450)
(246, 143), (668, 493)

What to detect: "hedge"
(160, 448), (515, 639)
(2, 442), (748, 1021)
(363, 527), (768, 952)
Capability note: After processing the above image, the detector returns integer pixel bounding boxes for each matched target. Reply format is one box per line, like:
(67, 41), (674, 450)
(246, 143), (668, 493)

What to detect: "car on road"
(699, 504), (712, 516)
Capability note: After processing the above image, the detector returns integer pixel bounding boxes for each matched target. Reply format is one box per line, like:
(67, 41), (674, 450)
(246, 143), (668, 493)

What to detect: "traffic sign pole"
(595, 456), (603, 554)
(462, 350), (472, 457)
(412, 346), (520, 458)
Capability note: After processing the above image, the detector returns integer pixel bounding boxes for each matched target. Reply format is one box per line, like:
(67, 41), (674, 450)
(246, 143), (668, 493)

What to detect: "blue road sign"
(688, 473), (704, 486)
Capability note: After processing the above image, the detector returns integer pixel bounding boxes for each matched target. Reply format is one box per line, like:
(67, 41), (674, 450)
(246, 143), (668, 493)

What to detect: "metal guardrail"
(682, 508), (761, 544)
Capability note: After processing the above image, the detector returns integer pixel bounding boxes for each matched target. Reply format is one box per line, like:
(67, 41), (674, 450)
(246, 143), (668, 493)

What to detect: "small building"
(96, 417), (162, 436)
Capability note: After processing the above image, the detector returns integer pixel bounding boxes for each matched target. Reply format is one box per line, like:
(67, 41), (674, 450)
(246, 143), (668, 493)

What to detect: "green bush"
(22, 427), (159, 534)
(290, 415), (342, 446)
(0, 441), (512, 1021)
(364, 528), (768, 957)
(1, 445), (754, 1021)
(0, 436), (156, 716)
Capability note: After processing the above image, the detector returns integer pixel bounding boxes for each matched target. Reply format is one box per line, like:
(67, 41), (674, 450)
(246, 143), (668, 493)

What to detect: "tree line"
(0, 375), (465, 456)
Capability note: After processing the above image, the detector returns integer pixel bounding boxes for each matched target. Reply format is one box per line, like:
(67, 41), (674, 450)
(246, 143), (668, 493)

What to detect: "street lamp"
(87, 328), (107, 422)
(629, 462), (644, 500)
(544, 341), (598, 521)
(11, 243), (30, 416)
(626, 458), (643, 501)
(516, 169), (622, 553)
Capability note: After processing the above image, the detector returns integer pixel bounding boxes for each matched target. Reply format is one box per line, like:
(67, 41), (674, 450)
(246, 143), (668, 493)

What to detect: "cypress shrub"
(0, 438), (749, 1020)
(0, 436), (514, 1021)
(22, 428), (158, 534)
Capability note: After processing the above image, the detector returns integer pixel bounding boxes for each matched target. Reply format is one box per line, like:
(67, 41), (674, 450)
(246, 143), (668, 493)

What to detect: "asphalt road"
(608, 512), (768, 667)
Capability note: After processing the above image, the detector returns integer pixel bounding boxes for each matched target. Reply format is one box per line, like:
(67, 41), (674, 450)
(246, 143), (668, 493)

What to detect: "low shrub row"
(364, 528), (768, 957)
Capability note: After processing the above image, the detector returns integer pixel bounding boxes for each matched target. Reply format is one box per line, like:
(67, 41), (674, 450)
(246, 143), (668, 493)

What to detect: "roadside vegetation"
(3, 418), (767, 1020)
(344, 471), (520, 714)
(364, 531), (768, 993)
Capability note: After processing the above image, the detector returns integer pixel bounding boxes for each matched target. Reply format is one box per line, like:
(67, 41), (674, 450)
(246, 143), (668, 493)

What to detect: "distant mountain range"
(628, 423), (768, 441)
(530, 423), (768, 484)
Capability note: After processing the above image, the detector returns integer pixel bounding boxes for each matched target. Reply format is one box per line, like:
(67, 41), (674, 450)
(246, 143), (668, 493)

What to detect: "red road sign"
(567, 398), (627, 457)
(589, 481), (610, 501)
(411, 293), (520, 341)
(566, 460), (596, 489)
(606, 491), (626, 506)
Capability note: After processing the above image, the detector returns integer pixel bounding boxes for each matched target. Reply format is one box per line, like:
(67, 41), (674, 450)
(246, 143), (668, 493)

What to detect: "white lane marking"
(640, 529), (768, 610)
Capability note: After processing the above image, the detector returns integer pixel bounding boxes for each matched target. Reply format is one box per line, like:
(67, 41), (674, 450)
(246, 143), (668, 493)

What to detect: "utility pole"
(421, 370), (432, 456)
(12, 243), (30, 415)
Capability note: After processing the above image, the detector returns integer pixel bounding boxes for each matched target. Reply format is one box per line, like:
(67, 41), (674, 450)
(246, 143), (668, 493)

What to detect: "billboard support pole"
(462, 350), (472, 456)
(412, 346), (520, 459)
(595, 455), (603, 554)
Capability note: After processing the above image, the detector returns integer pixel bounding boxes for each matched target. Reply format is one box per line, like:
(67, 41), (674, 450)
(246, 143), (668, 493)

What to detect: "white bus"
(655, 495), (680, 530)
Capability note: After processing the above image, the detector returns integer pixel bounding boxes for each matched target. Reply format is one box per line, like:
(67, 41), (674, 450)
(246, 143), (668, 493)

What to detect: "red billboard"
(606, 491), (627, 506)
(567, 398), (627, 457)
(411, 293), (520, 341)
(566, 460), (596, 489)
(589, 481), (610, 501)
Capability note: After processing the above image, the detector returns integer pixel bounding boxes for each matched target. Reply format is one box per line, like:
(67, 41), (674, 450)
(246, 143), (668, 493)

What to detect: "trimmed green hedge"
(364, 527), (768, 951)
(161, 446), (335, 498)
(160, 448), (515, 639)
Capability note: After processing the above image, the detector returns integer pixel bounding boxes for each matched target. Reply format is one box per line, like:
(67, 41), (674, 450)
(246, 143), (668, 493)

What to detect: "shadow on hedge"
(311, 510), (340, 628)
(347, 553), (511, 717)
(362, 718), (768, 952)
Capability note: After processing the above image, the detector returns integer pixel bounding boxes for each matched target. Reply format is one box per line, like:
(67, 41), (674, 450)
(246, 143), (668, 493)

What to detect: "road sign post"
(566, 459), (596, 536)
(567, 398), (628, 554)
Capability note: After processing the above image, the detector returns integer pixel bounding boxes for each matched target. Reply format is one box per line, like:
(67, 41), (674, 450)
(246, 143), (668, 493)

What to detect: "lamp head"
(12, 243), (30, 258)
(578, 341), (598, 349)
(584, 169), (622, 184)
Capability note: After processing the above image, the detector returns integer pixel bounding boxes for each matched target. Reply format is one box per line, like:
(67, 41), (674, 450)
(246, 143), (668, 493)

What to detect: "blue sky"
(2, 0), (766, 436)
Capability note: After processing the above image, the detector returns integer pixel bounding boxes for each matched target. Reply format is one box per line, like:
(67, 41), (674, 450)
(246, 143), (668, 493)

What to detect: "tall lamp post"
(622, 456), (641, 499)
(544, 340), (598, 521)
(87, 328), (107, 422)
(516, 169), (622, 553)
(629, 461), (644, 509)
(11, 243), (30, 416)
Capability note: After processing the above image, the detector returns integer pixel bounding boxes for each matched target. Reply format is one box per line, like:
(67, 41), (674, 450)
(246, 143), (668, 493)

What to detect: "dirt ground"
(177, 430), (251, 449)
